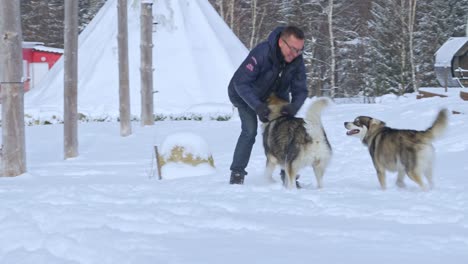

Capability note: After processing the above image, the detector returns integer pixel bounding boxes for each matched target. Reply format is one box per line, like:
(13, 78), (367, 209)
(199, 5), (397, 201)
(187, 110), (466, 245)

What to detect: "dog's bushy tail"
(424, 108), (448, 140)
(304, 98), (330, 126)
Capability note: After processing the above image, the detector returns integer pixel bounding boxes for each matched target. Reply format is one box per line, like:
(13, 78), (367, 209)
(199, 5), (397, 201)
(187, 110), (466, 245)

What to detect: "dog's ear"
(356, 116), (371, 127)
(369, 118), (385, 129)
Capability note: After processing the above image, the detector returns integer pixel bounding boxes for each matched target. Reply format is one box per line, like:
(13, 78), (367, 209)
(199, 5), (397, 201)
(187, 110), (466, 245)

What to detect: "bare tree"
(215, 0), (236, 31)
(407, 0), (418, 92)
(118, 0), (132, 136)
(140, 0), (154, 126)
(248, 0), (267, 49)
(64, 0), (79, 158)
(0, 0), (27, 176)
(398, 0), (408, 95)
(228, 0), (235, 29)
(327, 0), (336, 98)
(249, 0), (259, 49)
(215, 0), (226, 19)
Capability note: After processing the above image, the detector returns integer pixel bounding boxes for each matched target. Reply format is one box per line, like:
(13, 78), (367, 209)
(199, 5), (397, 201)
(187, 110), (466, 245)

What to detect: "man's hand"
(280, 104), (297, 117)
(255, 103), (270, 123)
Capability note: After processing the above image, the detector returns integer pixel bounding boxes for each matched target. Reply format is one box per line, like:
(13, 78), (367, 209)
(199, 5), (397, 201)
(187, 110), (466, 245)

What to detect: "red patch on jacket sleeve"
(246, 63), (254, 72)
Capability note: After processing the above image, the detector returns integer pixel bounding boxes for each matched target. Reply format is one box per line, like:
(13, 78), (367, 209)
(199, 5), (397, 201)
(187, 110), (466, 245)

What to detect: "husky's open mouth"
(346, 129), (360, 136)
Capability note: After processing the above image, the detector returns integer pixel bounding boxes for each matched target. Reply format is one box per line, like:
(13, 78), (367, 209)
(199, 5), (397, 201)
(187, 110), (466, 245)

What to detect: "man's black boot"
(280, 169), (301, 188)
(229, 171), (245, 185)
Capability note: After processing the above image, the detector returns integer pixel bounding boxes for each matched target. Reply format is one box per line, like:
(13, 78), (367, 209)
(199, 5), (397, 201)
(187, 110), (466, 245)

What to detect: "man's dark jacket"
(228, 26), (308, 113)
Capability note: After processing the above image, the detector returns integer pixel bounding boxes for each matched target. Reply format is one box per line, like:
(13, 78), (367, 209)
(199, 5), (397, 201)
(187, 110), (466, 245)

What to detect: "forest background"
(20, 0), (468, 100)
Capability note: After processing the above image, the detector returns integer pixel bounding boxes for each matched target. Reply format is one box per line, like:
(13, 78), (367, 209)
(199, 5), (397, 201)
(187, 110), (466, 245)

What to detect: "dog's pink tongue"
(346, 129), (359, 136)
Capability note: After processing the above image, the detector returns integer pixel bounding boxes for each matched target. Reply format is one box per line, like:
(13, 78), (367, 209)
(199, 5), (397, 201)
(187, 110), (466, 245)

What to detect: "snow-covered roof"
(22, 41), (44, 48)
(434, 37), (468, 67)
(33, 45), (64, 54)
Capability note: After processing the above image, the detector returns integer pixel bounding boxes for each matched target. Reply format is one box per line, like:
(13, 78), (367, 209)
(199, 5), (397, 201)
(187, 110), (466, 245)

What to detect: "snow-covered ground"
(1, 93), (468, 263)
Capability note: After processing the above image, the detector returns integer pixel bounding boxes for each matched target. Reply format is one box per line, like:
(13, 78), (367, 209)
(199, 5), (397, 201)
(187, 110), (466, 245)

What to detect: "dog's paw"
(396, 181), (406, 188)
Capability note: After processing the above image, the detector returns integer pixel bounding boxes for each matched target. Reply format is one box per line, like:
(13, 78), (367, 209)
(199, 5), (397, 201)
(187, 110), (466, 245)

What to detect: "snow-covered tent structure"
(24, 0), (247, 120)
(434, 37), (468, 88)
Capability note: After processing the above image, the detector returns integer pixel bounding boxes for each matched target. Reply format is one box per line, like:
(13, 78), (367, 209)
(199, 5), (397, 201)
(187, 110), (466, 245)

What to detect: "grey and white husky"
(262, 96), (332, 189)
(344, 109), (448, 190)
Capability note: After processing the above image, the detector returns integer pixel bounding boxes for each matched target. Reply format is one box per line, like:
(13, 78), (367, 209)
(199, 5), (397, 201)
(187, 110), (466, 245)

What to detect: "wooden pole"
(64, 0), (79, 159)
(154, 145), (162, 180)
(140, 0), (154, 126)
(444, 67), (448, 92)
(0, 0), (27, 176)
(118, 0), (132, 136)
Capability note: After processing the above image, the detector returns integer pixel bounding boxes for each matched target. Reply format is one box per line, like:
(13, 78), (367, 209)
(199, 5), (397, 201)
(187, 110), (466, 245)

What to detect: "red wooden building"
(22, 42), (63, 91)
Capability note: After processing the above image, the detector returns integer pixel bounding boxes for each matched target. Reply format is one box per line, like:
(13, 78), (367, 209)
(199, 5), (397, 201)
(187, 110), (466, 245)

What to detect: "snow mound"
(158, 132), (216, 179)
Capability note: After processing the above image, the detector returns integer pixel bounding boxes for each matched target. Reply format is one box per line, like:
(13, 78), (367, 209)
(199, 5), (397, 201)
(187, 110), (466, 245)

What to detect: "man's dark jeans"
(230, 101), (258, 175)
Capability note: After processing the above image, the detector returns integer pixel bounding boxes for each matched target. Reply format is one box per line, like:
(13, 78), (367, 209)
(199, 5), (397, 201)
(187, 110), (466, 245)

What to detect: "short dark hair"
(280, 26), (305, 40)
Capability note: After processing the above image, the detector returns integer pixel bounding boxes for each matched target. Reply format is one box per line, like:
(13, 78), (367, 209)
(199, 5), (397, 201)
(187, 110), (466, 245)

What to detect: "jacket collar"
(267, 27), (285, 65)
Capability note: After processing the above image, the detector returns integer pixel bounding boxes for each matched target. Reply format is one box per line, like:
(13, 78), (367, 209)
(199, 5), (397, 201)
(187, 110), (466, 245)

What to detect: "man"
(228, 25), (308, 184)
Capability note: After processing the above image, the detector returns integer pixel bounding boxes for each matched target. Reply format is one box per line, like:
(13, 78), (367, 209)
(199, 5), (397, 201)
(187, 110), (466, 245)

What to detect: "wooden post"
(154, 145), (162, 180)
(64, 0), (79, 159)
(140, 0), (154, 126)
(444, 67), (448, 93)
(0, 0), (27, 176)
(118, 0), (132, 136)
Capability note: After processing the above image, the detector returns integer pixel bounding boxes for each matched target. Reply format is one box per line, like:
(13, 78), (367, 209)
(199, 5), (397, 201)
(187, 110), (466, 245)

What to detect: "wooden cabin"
(22, 42), (63, 91)
(434, 37), (468, 88)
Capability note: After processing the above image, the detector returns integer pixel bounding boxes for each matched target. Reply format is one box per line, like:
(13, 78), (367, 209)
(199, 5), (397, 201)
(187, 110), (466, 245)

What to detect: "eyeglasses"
(281, 38), (303, 55)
